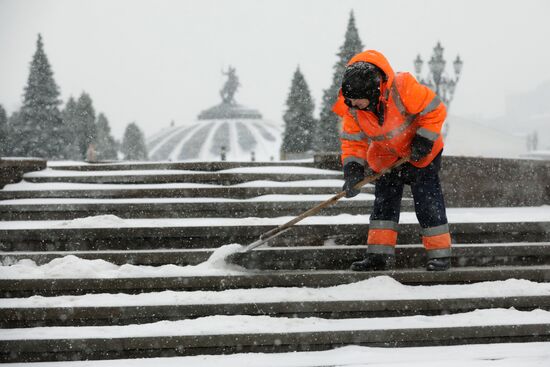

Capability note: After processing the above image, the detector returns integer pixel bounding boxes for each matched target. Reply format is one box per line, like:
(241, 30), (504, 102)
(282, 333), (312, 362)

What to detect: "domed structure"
(147, 67), (282, 161)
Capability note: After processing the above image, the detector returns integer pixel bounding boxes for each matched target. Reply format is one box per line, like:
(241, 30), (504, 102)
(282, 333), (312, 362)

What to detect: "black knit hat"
(341, 62), (383, 100)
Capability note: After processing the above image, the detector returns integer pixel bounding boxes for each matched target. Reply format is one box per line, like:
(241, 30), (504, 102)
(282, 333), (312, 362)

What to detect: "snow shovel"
(242, 156), (410, 253)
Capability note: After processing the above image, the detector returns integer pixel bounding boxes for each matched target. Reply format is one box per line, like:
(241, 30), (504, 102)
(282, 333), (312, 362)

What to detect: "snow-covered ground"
(0, 244), (246, 278)
(1, 207), (549, 230)
(2, 164), (550, 366)
(2, 308), (550, 341)
(1, 276), (549, 307)
(5, 342), (549, 367)
(22, 165), (341, 178)
(0, 193), (375, 205)
(2, 179), (347, 191)
(2, 251), (550, 366)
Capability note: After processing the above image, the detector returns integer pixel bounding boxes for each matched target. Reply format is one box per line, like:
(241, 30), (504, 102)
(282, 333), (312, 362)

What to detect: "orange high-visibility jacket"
(333, 50), (447, 172)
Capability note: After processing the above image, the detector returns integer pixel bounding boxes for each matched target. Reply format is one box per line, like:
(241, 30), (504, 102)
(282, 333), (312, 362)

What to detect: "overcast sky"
(1, 0), (549, 139)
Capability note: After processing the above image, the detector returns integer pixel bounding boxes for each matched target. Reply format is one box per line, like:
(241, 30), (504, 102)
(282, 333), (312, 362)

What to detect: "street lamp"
(414, 42), (463, 138)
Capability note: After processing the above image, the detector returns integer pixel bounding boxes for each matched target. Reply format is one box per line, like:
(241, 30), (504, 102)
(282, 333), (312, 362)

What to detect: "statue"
(220, 66), (240, 104)
(197, 65), (262, 120)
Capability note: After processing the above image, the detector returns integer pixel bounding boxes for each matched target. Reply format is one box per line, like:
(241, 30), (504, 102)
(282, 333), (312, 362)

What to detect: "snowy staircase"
(1, 160), (550, 362)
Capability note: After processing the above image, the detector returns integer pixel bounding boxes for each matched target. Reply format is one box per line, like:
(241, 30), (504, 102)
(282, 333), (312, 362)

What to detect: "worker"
(332, 49), (451, 271)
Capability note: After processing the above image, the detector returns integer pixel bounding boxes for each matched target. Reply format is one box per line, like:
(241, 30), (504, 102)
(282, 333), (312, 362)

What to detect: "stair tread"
(2, 308), (549, 340)
(1, 206), (550, 229)
(3, 278), (549, 309)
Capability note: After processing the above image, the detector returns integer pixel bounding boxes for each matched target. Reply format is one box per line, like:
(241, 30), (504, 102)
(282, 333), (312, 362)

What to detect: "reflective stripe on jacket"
(333, 50), (447, 172)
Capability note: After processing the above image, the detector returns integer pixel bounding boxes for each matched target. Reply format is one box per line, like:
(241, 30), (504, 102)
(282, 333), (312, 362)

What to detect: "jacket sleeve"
(399, 73), (447, 142)
(332, 92), (369, 166)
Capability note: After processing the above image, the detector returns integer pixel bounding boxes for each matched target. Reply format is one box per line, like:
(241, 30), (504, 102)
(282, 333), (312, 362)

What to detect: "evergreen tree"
(313, 11), (364, 152)
(0, 104), (8, 156)
(11, 34), (64, 158)
(74, 92), (97, 159)
(281, 66), (316, 156)
(95, 113), (118, 160)
(7, 111), (23, 155)
(121, 122), (148, 160)
(60, 96), (81, 159)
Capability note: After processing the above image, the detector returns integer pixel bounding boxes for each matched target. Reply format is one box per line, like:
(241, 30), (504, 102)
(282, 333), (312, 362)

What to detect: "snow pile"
(0, 244), (246, 279)
(3, 181), (222, 191)
(0, 194), (374, 205)
(1, 308), (550, 340)
(7, 342), (546, 367)
(219, 166), (340, 174)
(2, 207), (550, 231)
(56, 215), (128, 228)
(24, 168), (203, 177)
(3, 277), (550, 309)
(190, 243), (245, 273)
(234, 179), (344, 187)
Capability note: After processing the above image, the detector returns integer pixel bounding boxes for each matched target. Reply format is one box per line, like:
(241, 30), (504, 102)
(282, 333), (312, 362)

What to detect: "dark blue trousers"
(371, 151), (448, 229)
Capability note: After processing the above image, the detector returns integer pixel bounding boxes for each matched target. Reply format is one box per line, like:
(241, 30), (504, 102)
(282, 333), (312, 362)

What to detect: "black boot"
(426, 257), (450, 271)
(350, 253), (395, 271)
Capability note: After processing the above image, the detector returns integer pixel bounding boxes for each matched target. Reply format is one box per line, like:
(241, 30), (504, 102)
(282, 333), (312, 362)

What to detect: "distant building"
(147, 67), (282, 161)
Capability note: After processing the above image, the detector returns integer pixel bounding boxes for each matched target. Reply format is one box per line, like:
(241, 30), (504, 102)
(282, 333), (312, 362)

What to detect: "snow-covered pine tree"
(95, 113), (118, 161)
(10, 34), (64, 158)
(281, 66), (316, 158)
(60, 97), (81, 160)
(121, 122), (148, 160)
(313, 11), (364, 153)
(6, 111), (22, 156)
(0, 104), (8, 156)
(74, 92), (97, 159)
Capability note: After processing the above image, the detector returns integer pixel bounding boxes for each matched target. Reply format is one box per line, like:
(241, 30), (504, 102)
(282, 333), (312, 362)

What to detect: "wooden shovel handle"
(257, 156), (410, 242)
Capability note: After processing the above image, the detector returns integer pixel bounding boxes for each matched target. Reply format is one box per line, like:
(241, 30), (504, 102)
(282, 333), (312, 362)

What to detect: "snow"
(47, 160), (94, 166)
(3, 181), (221, 190)
(220, 166), (340, 174)
(1, 308), (549, 340)
(53, 214), (128, 228)
(22, 165), (339, 178)
(233, 179), (345, 187)
(1, 277), (549, 308)
(0, 157), (46, 162)
(0, 206), (549, 230)
(4, 342), (549, 367)
(0, 244), (246, 279)
(3, 162), (550, 366)
(0, 193), (374, 205)
(23, 168), (205, 177)
(2, 179), (346, 191)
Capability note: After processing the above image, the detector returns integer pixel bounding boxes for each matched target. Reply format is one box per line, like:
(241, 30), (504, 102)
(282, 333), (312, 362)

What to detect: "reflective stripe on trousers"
(422, 223), (451, 257)
(367, 219), (398, 254)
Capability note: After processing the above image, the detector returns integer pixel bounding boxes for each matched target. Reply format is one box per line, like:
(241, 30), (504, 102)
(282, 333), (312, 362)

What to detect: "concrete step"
(0, 184), (375, 200)
(0, 195), (392, 220)
(2, 243), (549, 268)
(48, 161), (317, 171)
(23, 171), (342, 185)
(3, 294), (549, 328)
(2, 265), (550, 298)
(3, 317), (550, 362)
(1, 220), (549, 251)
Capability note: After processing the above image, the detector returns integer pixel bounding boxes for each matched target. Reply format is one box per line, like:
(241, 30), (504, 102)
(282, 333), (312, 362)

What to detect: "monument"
(147, 67), (282, 161)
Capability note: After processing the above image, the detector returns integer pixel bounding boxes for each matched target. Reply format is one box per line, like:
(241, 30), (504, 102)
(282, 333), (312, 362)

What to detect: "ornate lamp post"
(414, 42), (463, 138)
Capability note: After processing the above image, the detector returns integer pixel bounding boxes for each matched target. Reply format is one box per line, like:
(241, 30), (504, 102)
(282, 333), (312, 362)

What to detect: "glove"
(342, 161), (365, 198)
(410, 134), (434, 162)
